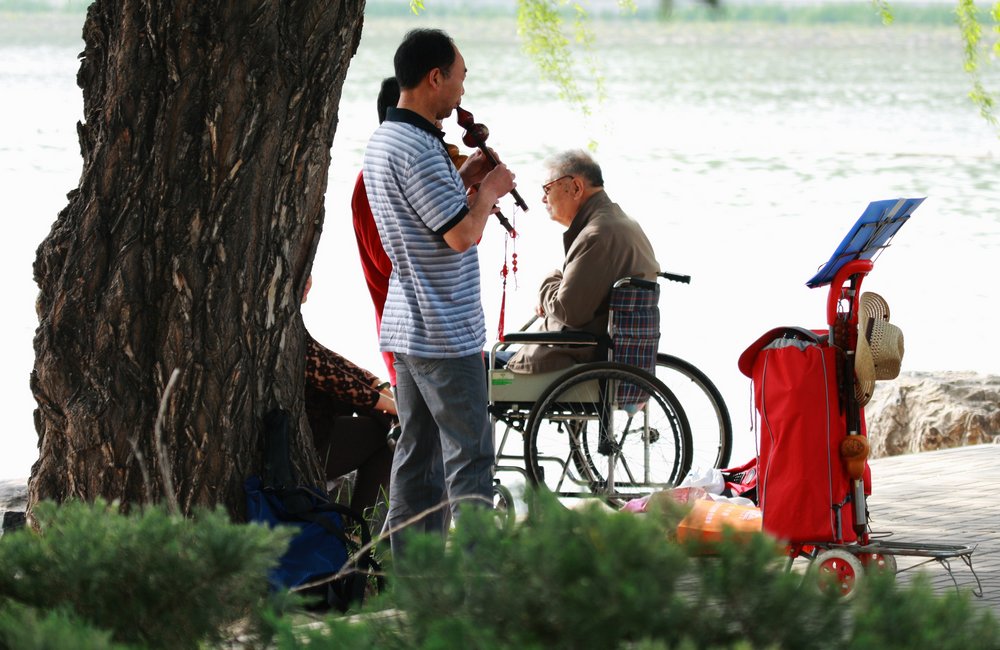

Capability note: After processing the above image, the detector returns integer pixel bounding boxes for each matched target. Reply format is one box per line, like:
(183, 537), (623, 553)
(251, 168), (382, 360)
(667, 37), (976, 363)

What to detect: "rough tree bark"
(30, 0), (366, 517)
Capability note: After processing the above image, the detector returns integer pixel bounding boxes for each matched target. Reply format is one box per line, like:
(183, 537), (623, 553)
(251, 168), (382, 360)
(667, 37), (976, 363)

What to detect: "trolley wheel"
(493, 481), (515, 531)
(808, 549), (865, 600)
(655, 354), (733, 469)
(524, 362), (692, 506)
(859, 551), (897, 578)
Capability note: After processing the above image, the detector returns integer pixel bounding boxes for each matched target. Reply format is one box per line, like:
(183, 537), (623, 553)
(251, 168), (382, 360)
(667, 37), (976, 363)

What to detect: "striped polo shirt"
(362, 108), (485, 358)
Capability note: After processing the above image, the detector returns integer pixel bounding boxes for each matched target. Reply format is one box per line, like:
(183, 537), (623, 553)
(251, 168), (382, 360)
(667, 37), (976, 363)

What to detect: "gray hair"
(545, 149), (604, 188)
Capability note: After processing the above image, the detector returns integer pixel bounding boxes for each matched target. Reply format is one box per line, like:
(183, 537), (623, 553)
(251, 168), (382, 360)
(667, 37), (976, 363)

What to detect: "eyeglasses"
(542, 175), (573, 196)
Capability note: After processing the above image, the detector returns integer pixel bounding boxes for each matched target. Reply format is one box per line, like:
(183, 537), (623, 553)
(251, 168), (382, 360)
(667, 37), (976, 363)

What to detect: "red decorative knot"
(497, 213), (517, 342)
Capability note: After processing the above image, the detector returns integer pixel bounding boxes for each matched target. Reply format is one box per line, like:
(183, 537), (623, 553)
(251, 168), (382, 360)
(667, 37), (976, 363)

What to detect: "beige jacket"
(506, 190), (660, 374)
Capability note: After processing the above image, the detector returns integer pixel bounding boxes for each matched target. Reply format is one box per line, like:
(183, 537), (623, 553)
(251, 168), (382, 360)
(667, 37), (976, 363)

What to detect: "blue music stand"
(806, 197), (924, 288)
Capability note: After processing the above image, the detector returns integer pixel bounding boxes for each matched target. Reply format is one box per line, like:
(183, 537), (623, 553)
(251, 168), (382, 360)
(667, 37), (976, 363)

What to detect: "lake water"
(2, 11), (998, 480)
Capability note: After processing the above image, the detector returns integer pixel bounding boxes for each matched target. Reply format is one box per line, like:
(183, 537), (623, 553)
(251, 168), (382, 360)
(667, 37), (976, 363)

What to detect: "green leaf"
(871, 0), (895, 25)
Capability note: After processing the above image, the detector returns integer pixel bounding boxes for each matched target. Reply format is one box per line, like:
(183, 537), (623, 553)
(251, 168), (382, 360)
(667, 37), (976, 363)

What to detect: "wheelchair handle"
(616, 277), (659, 291)
(658, 271), (691, 284)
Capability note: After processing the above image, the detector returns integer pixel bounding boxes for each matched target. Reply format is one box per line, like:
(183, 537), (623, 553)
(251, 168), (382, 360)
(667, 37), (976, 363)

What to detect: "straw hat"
(855, 292), (904, 406)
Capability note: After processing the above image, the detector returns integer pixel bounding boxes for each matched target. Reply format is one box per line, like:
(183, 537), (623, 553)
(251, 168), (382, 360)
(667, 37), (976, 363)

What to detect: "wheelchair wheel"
(524, 362), (692, 506)
(655, 353), (732, 469)
(493, 481), (516, 531)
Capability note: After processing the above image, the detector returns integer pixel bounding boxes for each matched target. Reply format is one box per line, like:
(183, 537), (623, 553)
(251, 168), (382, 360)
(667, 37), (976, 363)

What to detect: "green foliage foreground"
(0, 500), (291, 649)
(290, 492), (999, 650)
(0, 493), (997, 649)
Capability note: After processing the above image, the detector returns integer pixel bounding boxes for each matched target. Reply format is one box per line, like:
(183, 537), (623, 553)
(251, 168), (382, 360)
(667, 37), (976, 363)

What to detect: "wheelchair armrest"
(501, 330), (601, 345)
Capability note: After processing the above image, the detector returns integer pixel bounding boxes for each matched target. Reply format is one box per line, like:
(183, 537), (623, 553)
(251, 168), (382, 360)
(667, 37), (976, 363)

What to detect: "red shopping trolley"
(739, 198), (981, 599)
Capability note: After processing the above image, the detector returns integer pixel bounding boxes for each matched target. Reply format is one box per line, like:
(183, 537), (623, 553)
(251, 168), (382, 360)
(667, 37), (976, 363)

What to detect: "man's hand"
(466, 184), (501, 214)
(458, 149), (500, 188)
(443, 163), (516, 252)
(478, 163), (515, 205)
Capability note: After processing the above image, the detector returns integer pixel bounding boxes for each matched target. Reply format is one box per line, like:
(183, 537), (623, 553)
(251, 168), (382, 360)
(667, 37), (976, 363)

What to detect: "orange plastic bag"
(676, 498), (763, 544)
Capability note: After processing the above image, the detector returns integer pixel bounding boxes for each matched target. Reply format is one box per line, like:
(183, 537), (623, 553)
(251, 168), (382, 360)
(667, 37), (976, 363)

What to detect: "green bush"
(1, 493), (996, 648)
(850, 571), (998, 650)
(0, 600), (133, 650)
(0, 500), (290, 649)
(288, 489), (998, 650)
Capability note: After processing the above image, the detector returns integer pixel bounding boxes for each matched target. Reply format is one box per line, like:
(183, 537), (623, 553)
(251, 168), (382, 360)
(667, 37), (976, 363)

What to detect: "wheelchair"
(488, 276), (695, 508)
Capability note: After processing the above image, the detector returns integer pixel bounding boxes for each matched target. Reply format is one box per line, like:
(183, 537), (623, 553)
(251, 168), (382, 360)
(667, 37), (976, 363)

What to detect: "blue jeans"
(388, 352), (494, 558)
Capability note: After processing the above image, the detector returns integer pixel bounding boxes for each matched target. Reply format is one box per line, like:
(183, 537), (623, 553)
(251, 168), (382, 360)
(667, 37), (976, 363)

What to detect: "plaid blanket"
(609, 283), (660, 404)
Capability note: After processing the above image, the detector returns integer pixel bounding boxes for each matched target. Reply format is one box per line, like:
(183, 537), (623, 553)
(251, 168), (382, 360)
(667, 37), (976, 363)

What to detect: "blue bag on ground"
(245, 409), (381, 612)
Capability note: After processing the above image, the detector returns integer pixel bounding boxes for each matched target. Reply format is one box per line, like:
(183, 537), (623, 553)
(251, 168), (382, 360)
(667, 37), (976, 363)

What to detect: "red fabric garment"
(752, 340), (866, 544)
(351, 170), (395, 385)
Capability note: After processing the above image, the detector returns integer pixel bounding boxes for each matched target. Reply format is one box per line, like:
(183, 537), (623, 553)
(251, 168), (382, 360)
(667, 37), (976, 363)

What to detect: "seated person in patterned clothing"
(504, 150), (660, 374)
(302, 276), (395, 517)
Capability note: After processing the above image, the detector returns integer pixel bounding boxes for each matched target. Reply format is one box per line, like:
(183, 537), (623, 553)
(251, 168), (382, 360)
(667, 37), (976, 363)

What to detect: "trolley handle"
(658, 271), (691, 285)
(826, 259), (873, 327)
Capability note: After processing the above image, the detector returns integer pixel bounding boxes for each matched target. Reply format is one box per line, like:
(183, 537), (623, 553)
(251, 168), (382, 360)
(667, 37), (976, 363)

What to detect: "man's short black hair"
(376, 77), (400, 124)
(393, 28), (456, 90)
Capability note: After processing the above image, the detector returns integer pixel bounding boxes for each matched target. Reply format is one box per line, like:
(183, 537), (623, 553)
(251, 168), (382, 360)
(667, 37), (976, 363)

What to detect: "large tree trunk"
(29, 0), (366, 517)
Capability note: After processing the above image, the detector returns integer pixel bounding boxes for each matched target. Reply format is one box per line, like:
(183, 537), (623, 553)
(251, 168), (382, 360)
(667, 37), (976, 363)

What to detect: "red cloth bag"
(750, 337), (864, 544)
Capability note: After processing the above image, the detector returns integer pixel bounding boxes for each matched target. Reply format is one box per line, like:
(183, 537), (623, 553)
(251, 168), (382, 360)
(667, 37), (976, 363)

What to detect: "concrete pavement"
(864, 444), (999, 616)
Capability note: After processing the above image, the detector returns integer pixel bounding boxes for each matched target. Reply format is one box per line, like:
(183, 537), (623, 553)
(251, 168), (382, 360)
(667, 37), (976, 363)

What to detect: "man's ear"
(427, 67), (443, 89)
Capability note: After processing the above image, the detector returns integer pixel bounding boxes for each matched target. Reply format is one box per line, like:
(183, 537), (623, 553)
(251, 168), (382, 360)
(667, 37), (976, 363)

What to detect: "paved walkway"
(864, 444), (999, 617)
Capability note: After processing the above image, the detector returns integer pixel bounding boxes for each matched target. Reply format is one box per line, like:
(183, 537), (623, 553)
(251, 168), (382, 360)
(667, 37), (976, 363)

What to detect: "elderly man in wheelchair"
(488, 150), (693, 507)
